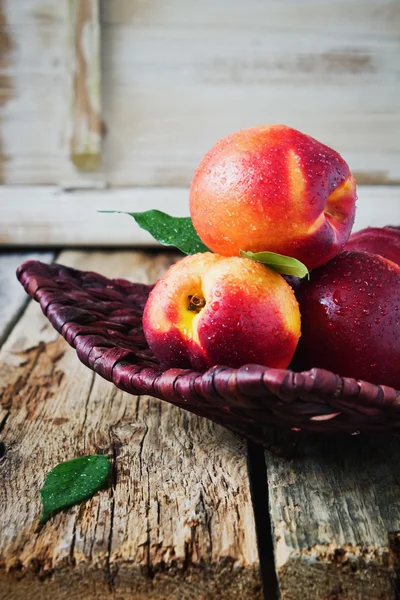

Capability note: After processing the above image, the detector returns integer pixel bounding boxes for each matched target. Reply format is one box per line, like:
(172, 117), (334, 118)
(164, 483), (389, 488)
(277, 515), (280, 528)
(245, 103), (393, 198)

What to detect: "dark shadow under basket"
(16, 260), (400, 445)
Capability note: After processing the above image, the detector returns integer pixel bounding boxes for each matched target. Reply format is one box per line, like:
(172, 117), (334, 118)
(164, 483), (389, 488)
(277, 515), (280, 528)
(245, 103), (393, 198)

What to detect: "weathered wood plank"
(0, 185), (398, 246)
(265, 432), (400, 599)
(0, 250), (261, 599)
(0, 0), (399, 185)
(0, 0), (13, 185)
(68, 0), (101, 171)
(0, 251), (54, 345)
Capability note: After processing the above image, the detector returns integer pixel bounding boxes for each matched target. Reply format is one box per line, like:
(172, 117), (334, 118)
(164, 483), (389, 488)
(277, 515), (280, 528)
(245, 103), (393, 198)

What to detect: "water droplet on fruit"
(375, 317), (381, 325)
(220, 177), (227, 184)
(332, 290), (342, 305)
(353, 319), (360, 327)
(381, 309), (388, 316)
(215, 290), (221, 297)
(362, 308), (370, 315)
(167, 292), (173, 299)
(359, 287), (366, 293)
(155, 323), (161, 330)
(211, 301), (220, 311)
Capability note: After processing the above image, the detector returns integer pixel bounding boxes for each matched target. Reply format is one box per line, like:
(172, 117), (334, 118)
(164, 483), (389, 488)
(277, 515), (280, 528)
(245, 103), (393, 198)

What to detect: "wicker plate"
(17, 260), (400, 445)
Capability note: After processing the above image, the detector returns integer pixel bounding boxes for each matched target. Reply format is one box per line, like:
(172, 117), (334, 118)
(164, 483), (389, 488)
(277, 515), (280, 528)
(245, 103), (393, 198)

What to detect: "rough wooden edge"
(0, 185), (398, 246)
(68, 0), (101, 171)
(273, 540), (394, 600)
(263, 431), (400, 599)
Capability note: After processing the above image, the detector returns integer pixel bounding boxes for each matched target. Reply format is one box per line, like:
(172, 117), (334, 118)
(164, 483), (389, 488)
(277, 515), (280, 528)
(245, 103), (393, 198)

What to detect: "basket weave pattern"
(17, 260), (400, 444)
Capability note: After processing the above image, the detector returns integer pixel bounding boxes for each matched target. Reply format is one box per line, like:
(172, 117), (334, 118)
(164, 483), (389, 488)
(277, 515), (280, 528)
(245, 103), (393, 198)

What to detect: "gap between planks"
(247, 441), (279, 600)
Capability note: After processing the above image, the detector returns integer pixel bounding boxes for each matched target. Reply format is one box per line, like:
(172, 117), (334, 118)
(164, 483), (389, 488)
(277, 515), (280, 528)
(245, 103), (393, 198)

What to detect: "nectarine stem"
(188, 294), (206, 312)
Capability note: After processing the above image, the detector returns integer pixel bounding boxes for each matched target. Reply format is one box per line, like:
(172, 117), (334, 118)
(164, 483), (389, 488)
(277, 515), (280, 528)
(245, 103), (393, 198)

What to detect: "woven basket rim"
(16, 259), (400, 441)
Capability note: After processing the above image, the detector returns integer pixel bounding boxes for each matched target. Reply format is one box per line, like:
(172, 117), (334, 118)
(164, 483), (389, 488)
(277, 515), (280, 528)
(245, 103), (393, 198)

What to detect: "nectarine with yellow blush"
(190, 125), (357, 271)
(143, 252), (301, 371)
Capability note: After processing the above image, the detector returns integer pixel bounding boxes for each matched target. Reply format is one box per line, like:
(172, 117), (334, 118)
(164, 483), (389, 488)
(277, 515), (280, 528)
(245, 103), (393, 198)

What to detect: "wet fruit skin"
(142, 252), (301, 371)
(295, 250), (400, 389)
(345, 226), (400, 266)
(190, 124), (357, 271)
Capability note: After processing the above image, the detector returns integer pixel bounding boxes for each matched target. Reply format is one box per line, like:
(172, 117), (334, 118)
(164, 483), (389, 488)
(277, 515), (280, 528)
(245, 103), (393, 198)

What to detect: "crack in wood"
(81, 372), (96, 432)
(0, 411), (10, 434)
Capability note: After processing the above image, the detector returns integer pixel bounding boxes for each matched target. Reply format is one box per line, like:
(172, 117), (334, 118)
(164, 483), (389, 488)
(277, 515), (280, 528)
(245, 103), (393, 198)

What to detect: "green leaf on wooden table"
(240, 250), (309, 279)
(39, 455), (111, 524)
(99, 210), (210, 255)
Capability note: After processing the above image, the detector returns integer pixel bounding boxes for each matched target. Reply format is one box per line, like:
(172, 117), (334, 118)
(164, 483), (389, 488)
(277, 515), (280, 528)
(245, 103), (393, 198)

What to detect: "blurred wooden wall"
(0, 0), (399, 245)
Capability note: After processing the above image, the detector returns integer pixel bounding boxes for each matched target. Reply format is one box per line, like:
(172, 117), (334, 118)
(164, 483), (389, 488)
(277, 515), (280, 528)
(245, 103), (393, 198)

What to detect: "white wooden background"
(0, 0), (399, 245)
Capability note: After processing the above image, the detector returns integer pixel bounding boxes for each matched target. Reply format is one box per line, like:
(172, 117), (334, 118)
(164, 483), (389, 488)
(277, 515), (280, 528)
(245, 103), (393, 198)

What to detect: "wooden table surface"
(1, 250), (400, 600)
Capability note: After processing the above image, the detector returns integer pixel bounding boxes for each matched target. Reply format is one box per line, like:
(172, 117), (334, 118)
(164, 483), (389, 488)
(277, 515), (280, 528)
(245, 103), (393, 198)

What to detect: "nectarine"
(295, 250), (400, 389)
(345, 226), (400, 266)
(190, 125), (357, 270)
(143, 252), (301, 371)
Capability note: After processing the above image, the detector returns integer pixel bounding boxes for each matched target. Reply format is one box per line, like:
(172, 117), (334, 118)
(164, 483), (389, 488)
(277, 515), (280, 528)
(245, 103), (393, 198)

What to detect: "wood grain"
(0, 0), (399, 185)
(0, 251), (54, 468)
(0, 250), (261, 600)
(0, 185), (398, 247)
(0, 0), (13, 184)
(68, 0), (101, 171)
(265, 432), (400, 599)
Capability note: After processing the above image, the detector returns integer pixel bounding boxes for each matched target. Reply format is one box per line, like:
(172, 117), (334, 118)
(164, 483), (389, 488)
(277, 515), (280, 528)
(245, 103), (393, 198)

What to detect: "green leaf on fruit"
(240, 250), (309, 279)
(39, 455), (111, 524)
(99, 210), (209, 255)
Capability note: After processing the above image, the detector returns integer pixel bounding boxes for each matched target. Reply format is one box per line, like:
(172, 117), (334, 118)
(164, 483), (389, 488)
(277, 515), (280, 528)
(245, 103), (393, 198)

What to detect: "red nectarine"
(295, 250), (400, 389)
(190, 125), (357, 270)
(345, 226), (400, 266)
(143, 252), (301, 371)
